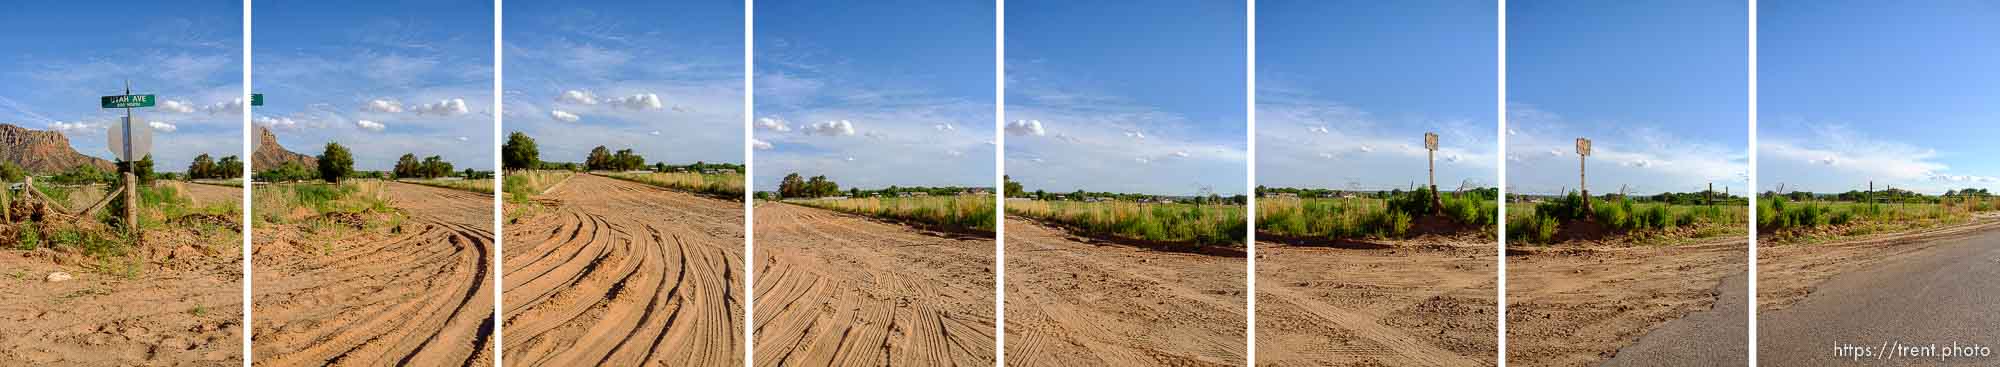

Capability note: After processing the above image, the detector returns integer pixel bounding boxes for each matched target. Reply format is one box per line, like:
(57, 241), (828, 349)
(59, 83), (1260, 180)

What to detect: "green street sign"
(251, 93), (264, 106)
(100, 94), (155, 108)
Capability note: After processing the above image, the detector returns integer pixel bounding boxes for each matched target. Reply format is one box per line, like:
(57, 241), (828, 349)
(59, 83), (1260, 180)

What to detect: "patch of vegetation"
(604, 171), (743, 198)
(253, 181), (392, 224)
(793, 195), (995, 233)
(1258, 187), (1497, 240)
(1010, 200), (1246, 246)
(1507, 191), (1746, 245)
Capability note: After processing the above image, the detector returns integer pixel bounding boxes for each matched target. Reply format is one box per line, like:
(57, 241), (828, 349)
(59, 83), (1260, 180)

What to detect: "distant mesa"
(0, 123), (116, 174)
(254, 125), (318, 169)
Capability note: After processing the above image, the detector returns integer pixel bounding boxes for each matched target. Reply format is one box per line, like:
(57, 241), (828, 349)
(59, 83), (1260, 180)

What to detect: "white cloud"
(413, 98), (470, 116)
(355, 119), (387, 132)
(203, 98), (244, 116)
(557, 89), (599, 105)
(751, 138), (773, 150)
(457, 136), (469, 142)
(48, 121), (93, 132)
(648, 130), (661, 136)
(549, 110), (580, 122)
(948, 150), (963, 157)
(254, 115), (297, 129)
(1172, 150), (1191, 158)
(1006, 119), (1045, 136)
(148, 121), (177, 132)
(805, 120), (856, 136)
(1124, 131), (1146, 139)
(363, 98), (405, 113)
(161, 99), (196, 113)
(757, 117), (792, 131)
(1308, 126), (1330, 134)
(934, 123), (956, 131)
(607, 93), (664, 110)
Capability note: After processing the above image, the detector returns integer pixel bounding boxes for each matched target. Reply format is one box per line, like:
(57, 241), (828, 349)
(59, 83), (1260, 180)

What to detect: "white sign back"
(106, 115), (154, 161)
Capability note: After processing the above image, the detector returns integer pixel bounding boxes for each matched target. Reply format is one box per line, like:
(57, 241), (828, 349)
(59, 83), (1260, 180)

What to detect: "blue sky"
(1508, 0), (1749, 195)
(1761, 0), (2000, 194)
(0, 2), (242, 172)
(1258, 0), (1496, 192)
(1006, 0), (1247, 196)
(254, 0), (491, 171)
(505, 0), (742, 166)
(754, 0), (994, 191)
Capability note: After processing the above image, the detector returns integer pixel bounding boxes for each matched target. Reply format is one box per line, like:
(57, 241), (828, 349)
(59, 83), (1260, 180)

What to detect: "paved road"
(1759, 231), (2000, 366)
(1603, 274), (1748, 366)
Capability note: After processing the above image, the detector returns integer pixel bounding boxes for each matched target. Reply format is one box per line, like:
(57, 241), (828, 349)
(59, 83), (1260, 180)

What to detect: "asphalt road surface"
(1602, 274), (1748, 366)
(1759, 230), (2000, 366)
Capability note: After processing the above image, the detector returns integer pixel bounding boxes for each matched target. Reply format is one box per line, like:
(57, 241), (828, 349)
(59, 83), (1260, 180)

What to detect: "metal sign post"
(101, 81), (156, 234)
(1424, 132), (1442, 215)
(1576, 137), (1593, 214)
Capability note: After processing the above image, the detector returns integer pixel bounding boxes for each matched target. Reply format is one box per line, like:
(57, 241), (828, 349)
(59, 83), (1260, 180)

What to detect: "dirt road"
(1004, 217), (1244, 366)
(751, 202), (994, 366)
(252, 182), (495, 366)
(0, 185), (245, 365)
(1759, 221), (2000, 366)
(1505, 240), (1746, 366)
(1256, 236), (1497, 366)
(501, 174), (742, 366)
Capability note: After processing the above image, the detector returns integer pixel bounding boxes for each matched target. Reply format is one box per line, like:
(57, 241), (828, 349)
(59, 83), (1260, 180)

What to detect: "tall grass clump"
(503, 170), (574, 203)
(1012, 200), (1246, 246)
(1257, 188), (1496, 240)
(794, 195), (996, 233)
(402, 178), (494, 194)
(603, 171), (744, 198)
(253, 181), (390, 224)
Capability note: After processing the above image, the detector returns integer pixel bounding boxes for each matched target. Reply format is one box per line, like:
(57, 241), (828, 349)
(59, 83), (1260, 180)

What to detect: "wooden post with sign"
(1577, 137), (1593, 215)
(102, 81), (155, 235)
(1425, 132), (1442, 215)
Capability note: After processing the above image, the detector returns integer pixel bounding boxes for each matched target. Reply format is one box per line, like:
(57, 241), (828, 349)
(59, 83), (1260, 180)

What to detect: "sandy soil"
(751, 202), (994, 366)
(500, 174), (742, 366)
(1004, 217), (1245, 366)
(251, 182), (495, 366)
(1505, 240), (1746, 366)
(0, 184), (244, 366)
(1757, 216), (2000, 312)
(1256, 235), (1497, 366)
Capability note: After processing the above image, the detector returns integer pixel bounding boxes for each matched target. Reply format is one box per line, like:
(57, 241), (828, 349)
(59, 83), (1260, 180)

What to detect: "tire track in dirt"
(1003, 217), (1245, 366)
(252, 182), (496, 367)
(1505, 240), (1745, 367)
(752, 202), (995, 366)
(501, 174), (742, 366)
(1256, 240), (1497, 366)
(0, 184), (244, 366)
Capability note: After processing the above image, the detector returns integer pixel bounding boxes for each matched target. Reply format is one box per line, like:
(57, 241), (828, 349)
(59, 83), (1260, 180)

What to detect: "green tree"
(188, 153), (216, 179)
(585, 146), (612, 171)
(218, 155), (243, 178)
(777, 173), (806, 198)
(422, 156), (452, 178)
(318, 142), (354, 183)
(1003, 175), (1024, 198)
(117, 154), (156, 185)
(393, 154), (420, 179)
(502, 131), (539, 171)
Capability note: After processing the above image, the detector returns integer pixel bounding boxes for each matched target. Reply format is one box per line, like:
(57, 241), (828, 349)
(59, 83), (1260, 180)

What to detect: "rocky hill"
(253, 126), (317, 170)
(0, 123), (116, 174)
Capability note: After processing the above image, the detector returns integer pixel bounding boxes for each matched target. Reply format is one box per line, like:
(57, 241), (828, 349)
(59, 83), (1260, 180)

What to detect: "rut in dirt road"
(502, 174), (742, 366)
(253, 182), (496, 367)
(0, 185), (245, 365)
(504, 173), (748, 365)
(1004, 217), (1245, 367)
(752, 202), (995, 366)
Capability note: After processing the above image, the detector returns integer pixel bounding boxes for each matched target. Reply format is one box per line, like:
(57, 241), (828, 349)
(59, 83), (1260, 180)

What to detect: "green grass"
(253, 181), (392, 224)
(401, 178), (495, 194)
(792, 195), (995, 233)
(1506, 192), (1747, 244)
(1009, 200), (1246, 246)
(1257, 189), (1496, 240)
(601, 171), (744, 198)
(1757, 196), (1993, 244)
